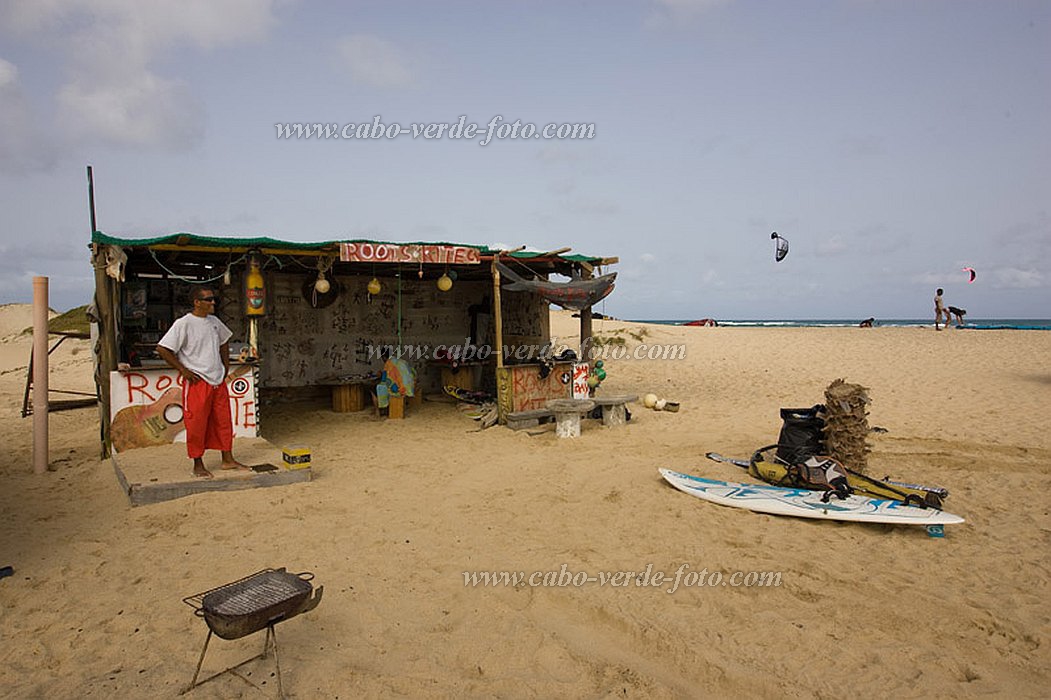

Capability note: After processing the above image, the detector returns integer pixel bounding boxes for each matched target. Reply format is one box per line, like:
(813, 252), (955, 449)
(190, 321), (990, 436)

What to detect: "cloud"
(556, 195), (620, 218)
(336, 34), (415, 88)
(0, 57), (61, 172)
(815, 234), (848, 257)
(0, 58), (16, 88)
(536, 146), (588, 164)
(838, 134), (885, 158)
(57, 72), (205, 150)
(645, 0), (733, 27)
(0, 0), (279, 157)
(987, 266), (1044, 290)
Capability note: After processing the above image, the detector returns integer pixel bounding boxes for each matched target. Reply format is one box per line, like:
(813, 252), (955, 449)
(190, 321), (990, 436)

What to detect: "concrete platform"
(111, 437), (312, 506)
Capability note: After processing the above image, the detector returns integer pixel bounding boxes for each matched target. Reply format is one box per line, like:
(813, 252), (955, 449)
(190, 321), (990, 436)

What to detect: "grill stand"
(185, 624), (285, 698)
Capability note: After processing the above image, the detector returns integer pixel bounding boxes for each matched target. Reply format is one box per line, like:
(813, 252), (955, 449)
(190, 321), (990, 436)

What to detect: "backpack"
(775, 405), (826, 466)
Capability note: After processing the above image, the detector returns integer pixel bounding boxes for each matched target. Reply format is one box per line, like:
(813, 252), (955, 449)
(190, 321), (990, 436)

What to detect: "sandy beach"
(1, 305), (1048, 697)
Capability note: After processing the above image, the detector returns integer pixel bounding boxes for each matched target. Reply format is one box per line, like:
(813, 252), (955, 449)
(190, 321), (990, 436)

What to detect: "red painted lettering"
(125, 372), (156, 403)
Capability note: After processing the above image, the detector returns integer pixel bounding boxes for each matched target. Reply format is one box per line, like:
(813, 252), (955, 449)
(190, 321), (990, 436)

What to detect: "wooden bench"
(589, 394), (638, 427)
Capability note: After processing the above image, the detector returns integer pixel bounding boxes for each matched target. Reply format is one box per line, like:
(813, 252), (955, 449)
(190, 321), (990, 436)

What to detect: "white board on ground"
(660, 469), (964, 526)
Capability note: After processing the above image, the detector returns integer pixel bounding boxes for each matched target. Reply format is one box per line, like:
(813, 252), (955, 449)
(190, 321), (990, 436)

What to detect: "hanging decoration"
(244, 251), (267, 316)
(437, 273), (453, 292)
(495, 262), (616, 311)
(303, 256), (340, 309)
(314, 256), (334, 294)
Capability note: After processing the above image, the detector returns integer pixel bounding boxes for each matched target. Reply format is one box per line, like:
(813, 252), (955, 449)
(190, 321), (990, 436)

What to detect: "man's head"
(192, 288), (219, 316)
(936, 288), (943, 296)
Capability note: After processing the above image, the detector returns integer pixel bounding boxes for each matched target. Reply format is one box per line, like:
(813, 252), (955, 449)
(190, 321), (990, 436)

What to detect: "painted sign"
(571, 362), (590, 399)
(507, 362), (574, 412)
(109, 366), (258, 452)
(340, 242), (482, 265)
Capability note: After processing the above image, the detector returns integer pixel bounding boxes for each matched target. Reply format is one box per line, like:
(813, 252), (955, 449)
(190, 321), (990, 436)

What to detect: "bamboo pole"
(33, 276), (49, 474)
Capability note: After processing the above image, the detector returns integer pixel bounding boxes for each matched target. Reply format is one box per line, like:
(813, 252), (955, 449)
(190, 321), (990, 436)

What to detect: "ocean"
(632, 319), (1051, 330)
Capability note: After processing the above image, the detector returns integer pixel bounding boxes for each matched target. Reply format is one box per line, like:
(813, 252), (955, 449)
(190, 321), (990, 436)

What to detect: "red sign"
(340, 242), (481, 265)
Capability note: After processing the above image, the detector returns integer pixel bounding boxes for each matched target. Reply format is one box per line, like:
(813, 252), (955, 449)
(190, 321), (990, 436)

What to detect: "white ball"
(314, 277), (331, 294)
(643, 393), (658, 408)
(654, 398), (667, 411)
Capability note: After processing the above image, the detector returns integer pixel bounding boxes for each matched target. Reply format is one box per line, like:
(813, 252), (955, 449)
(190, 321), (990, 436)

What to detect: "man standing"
(934, 288), (949, 331)
(156, 287), (245, 478)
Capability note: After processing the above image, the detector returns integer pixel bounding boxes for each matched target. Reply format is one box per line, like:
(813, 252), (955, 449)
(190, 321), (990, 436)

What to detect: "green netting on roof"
(91, 231), (606, 263)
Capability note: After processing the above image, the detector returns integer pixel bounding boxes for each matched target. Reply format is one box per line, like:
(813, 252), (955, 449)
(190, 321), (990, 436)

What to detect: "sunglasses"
(197, 296), (219, 303)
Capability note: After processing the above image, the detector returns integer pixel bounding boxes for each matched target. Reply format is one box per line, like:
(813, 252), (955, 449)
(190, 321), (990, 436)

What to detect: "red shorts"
(182, 380), (233, 458)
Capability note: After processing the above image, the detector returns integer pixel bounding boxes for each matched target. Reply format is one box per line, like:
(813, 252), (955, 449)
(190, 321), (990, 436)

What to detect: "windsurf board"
(660, 469), (964, 526)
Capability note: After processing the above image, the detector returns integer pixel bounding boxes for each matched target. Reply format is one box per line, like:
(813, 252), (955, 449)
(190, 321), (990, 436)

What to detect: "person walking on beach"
(156, 287), (246, 478)
(934, 288), (949, 330)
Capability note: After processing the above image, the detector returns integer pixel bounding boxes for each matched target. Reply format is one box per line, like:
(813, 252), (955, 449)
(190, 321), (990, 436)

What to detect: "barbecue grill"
(182, 568), (323, 697)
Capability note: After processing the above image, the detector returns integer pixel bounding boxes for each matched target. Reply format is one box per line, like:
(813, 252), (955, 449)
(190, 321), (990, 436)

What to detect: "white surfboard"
(660, 469), (964, 526)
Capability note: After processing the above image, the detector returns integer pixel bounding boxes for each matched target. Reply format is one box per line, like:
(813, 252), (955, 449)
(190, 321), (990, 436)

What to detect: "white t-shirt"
(157, 313), (233, 386)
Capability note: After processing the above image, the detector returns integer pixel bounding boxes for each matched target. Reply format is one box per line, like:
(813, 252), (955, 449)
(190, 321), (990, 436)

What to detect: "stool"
(332, 383), (366, 412)
(546, 399), (595, 438)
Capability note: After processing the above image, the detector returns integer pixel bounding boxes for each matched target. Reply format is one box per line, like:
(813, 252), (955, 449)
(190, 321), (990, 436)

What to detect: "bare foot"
(193, 467), (214, 479)
(220, 460), (250, 471)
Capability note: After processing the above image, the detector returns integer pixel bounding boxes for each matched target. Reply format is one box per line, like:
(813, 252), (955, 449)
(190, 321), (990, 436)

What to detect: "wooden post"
(88, 166), (119, 459)
(33, 277), (49, 473)
(491, 255), (504, 369)
(579, 263), (594, 362)
(580, 307), (593, 363)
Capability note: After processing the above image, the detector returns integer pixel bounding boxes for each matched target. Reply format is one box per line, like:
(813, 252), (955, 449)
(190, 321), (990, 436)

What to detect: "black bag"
(776, 405), (826, 466)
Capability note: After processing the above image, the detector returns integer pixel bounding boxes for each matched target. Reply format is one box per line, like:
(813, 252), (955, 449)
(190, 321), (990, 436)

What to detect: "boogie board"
(660, 469), (964, 526)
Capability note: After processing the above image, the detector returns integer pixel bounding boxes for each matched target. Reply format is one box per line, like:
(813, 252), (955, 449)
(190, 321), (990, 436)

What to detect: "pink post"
(33, 276), (49, 474)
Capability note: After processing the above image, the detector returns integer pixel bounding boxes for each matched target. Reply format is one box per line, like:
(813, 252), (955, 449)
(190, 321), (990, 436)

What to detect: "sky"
(0, 0), (1048, 320)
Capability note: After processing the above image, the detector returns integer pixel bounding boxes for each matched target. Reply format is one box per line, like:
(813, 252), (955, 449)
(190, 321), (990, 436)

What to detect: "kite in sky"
(963, 267), (976, 283)
(771, 232), (789, 262)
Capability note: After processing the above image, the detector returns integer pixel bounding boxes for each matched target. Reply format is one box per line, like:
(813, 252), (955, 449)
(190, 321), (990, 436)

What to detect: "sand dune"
(0, 306), (1048, 696)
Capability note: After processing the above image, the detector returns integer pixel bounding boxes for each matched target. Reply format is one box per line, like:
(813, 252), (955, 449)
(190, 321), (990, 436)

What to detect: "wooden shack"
(90, 232), (618, 456)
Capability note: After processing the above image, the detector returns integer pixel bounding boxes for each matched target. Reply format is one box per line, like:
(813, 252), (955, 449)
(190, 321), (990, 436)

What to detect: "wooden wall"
(223, 270), (550, 389)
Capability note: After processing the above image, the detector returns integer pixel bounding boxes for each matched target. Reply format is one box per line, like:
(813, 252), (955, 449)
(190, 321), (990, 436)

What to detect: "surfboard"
(660, 469), (964, 525)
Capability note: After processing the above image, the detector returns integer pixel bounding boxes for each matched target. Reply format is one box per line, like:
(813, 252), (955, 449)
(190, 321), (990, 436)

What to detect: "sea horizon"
(629, 318), (1051, 330)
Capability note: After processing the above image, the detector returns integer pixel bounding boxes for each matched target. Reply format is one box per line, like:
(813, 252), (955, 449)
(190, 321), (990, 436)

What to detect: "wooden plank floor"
(111, 437), (312, 506)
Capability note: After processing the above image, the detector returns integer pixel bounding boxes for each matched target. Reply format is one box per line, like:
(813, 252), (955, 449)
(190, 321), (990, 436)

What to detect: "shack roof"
(91, 231), (617, 266)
